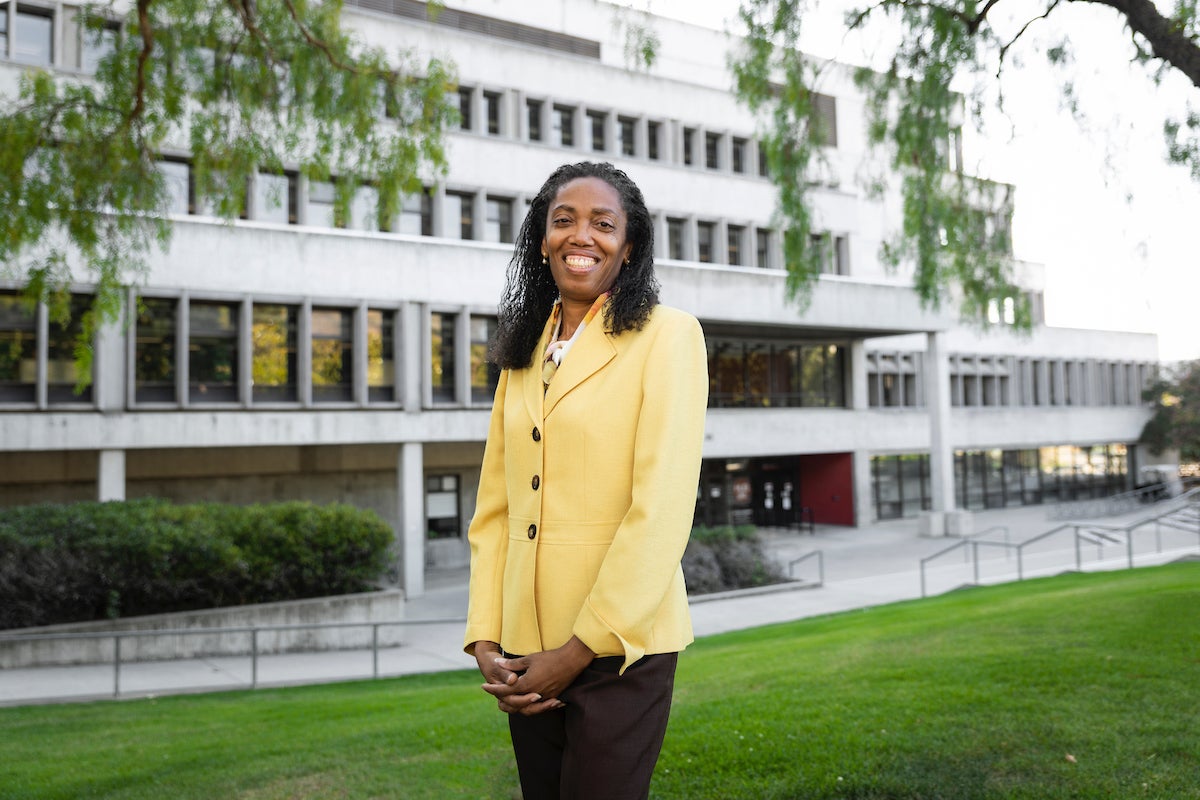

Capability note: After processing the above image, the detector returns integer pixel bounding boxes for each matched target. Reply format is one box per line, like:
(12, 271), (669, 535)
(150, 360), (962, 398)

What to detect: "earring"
(542, 255), (548, 265)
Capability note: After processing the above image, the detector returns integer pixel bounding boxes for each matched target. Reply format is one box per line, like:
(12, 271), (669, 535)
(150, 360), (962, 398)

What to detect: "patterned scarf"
(542, 292), (610, 387)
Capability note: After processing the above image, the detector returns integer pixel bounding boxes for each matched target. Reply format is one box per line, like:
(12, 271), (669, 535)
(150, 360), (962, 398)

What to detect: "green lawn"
(2, 562), (1198, 800)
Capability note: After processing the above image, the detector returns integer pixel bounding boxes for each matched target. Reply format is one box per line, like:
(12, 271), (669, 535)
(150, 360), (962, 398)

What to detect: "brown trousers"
(506, 652), (678, 800)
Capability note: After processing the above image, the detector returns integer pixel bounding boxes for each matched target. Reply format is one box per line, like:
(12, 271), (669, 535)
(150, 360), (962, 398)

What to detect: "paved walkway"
(3, 502), (1197, 707)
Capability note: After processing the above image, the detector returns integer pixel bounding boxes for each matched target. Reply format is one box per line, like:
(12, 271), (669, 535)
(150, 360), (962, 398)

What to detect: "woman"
(463, 161), (708, 800)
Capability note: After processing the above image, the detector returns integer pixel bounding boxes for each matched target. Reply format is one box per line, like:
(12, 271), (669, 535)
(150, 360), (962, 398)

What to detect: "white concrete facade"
(0, 0), (1158, 594)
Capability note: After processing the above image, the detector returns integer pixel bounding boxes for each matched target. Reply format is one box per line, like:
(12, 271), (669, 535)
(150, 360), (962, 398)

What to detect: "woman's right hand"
(472, 640), (564, 715)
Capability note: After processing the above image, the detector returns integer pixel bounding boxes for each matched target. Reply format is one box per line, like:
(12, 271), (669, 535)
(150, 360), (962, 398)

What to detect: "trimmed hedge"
(0, 499), (394, 630)
(682, 524), (786, 595)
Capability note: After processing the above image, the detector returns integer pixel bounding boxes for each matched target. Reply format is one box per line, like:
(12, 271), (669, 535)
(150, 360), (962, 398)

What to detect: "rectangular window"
(305, 180), (340, 228)
(135, 297), (177, 403)
(588, 110), (606, 152)
(351, 185), (379, 232)
(696, 221), (714, 263)
(732, 138), (748, 173)
(0, 8), (7, 59)
(0, 291), (37, 403)
(444, 191), (475, 240)
(705, 132), (721, 169)
(646, 121), (661, 160)
(666, 217), (686, 260)
(45, 296), (94, 404)
(757, 141), (770, 177)
(367, 309), (395, 403)
(553, 105), (575, 147)
(252, 303), (298, 403)
(14, 7), (53, 66)
(312, 307), (353, 402)
(727, 225), (745, 266)
(426, 474), (461, 538)
(470, 316), (500, 403)
(398, 189), (432, 236)
(159, 159), (191, 216)
(78, 16), (118, 72)
(527, 99), (543, 141)
(457, 86), (473, 130)
(618, 116), (636, 156)
(485, 196), (513, 244)
(682, 127), (696, 166)
(835, 235), (849, 275)
(483, 90), (502, 135)
(756, 229), (772, 268)
(431, 311), (456, 402)
(812, 92), (838, 147)
(254, 172), (298, 225)
(188, 300), (238, 403)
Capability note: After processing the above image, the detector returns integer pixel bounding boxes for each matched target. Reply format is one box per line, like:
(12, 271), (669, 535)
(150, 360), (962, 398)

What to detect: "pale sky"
(630, 0), (1200, 362)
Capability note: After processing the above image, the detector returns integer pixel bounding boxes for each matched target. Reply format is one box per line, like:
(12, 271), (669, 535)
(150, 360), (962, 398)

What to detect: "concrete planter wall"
(426, 537), (469, 569)
(0, 590), (404, 669)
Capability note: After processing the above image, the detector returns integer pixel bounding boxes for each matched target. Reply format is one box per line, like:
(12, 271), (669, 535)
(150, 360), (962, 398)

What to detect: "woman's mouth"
(563, 255), (599, 271)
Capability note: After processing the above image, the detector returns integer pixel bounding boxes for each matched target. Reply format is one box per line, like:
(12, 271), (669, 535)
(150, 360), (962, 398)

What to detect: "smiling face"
(542, 176), (633, 309)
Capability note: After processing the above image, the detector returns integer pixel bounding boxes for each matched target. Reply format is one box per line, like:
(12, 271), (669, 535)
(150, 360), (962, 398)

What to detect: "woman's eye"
(597, 220), (614, 230)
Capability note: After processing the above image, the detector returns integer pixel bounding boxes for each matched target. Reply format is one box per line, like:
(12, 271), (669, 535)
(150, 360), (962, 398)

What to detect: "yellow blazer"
(463, 303), (708, 674)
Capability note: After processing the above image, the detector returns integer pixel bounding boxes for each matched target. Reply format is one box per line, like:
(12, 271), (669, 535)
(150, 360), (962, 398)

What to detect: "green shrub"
(682, 525), (785, 594)
(0, 499), (394, 629)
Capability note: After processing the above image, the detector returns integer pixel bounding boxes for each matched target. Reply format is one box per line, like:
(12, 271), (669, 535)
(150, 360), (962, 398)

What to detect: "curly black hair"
(489, 161), (659, 369)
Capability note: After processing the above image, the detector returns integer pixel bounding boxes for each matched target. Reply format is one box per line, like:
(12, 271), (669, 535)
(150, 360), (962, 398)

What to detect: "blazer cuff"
(574, 600), (645, 675)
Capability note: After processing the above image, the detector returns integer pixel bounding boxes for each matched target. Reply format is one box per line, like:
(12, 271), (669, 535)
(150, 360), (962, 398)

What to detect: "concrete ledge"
(0, 590), (405, 668)
(688, 579), (816, 604)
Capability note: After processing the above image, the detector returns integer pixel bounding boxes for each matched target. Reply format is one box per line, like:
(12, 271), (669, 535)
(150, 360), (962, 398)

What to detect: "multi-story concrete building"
(0, 0), (1157, 597)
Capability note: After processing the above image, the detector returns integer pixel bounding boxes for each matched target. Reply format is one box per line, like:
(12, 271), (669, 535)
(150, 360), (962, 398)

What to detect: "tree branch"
(1070, 0), (1200, 88)
(997, 0), (1063, 77)
(126, 0), (154, 127)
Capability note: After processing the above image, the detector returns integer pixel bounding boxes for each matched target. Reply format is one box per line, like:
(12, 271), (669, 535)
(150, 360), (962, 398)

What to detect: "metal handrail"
(787, 550), (824, 586)
(0, 617), (467, 699)
(920, 538), (1020, 597)
(921, 495), (1200, 597)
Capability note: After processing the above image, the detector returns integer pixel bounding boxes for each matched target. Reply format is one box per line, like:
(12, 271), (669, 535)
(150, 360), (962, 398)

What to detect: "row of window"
(867, 351), (1153, 409)
(872, 443), (1130, 519)
(455, 83), (838, 171)
(155, 159), (859, 271)
(0, 291), (501, 408)
(708, 340), (847, 409)
(0, 2), (117, 72)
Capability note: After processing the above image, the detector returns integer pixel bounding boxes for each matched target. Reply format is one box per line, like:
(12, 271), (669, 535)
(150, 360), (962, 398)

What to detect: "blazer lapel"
(543, 322), (617, 418)
(523, 315), (556, 427)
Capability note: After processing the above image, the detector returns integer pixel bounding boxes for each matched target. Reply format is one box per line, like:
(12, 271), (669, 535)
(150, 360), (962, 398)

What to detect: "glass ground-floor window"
(874, 444), (1130, 519)
(252, 303), (299, 403)
(872, 454), (931, 520)
(426, 474), (461, 538)
(188, 301), (238, 403)
(311, 307), (353, 402)
(0, 291), (37, 403)
(136, 297), (177, 403)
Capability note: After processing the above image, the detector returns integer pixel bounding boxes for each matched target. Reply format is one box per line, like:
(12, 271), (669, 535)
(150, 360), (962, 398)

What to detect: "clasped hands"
(473, 636), (594, 716)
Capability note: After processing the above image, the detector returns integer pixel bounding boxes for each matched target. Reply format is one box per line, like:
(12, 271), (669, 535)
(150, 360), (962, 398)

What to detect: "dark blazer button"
(531, 475), (540, 490)
(527, 524), (537, 539)
(531, 426), (541, 442)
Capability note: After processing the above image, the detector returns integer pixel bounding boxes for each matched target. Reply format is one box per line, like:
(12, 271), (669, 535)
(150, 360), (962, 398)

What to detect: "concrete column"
(354, 301), (369, 405)
(92, 309), (125, 412)
(923, 332), (956, 534)
(400, 301), (422, 410)
(97, 449), (126, 502)
(430, 184), (447, 238)
(455, 308), (472, 406)
(398, 442), (426, 597)
(852, 449), (873, 528)
(849, 340), (868, 410)
(654, 214), (669, 259)
(714, 220), (729, 264)
(635, 116), (649, 158)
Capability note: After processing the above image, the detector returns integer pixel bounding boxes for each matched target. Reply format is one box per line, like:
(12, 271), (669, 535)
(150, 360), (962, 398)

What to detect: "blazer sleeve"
(463, 368), (511, 653)
(571, 312), (708, 672)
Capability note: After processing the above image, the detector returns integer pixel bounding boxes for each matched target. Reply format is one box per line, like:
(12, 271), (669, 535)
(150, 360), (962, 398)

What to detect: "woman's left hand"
(483, 636), (595, 715)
